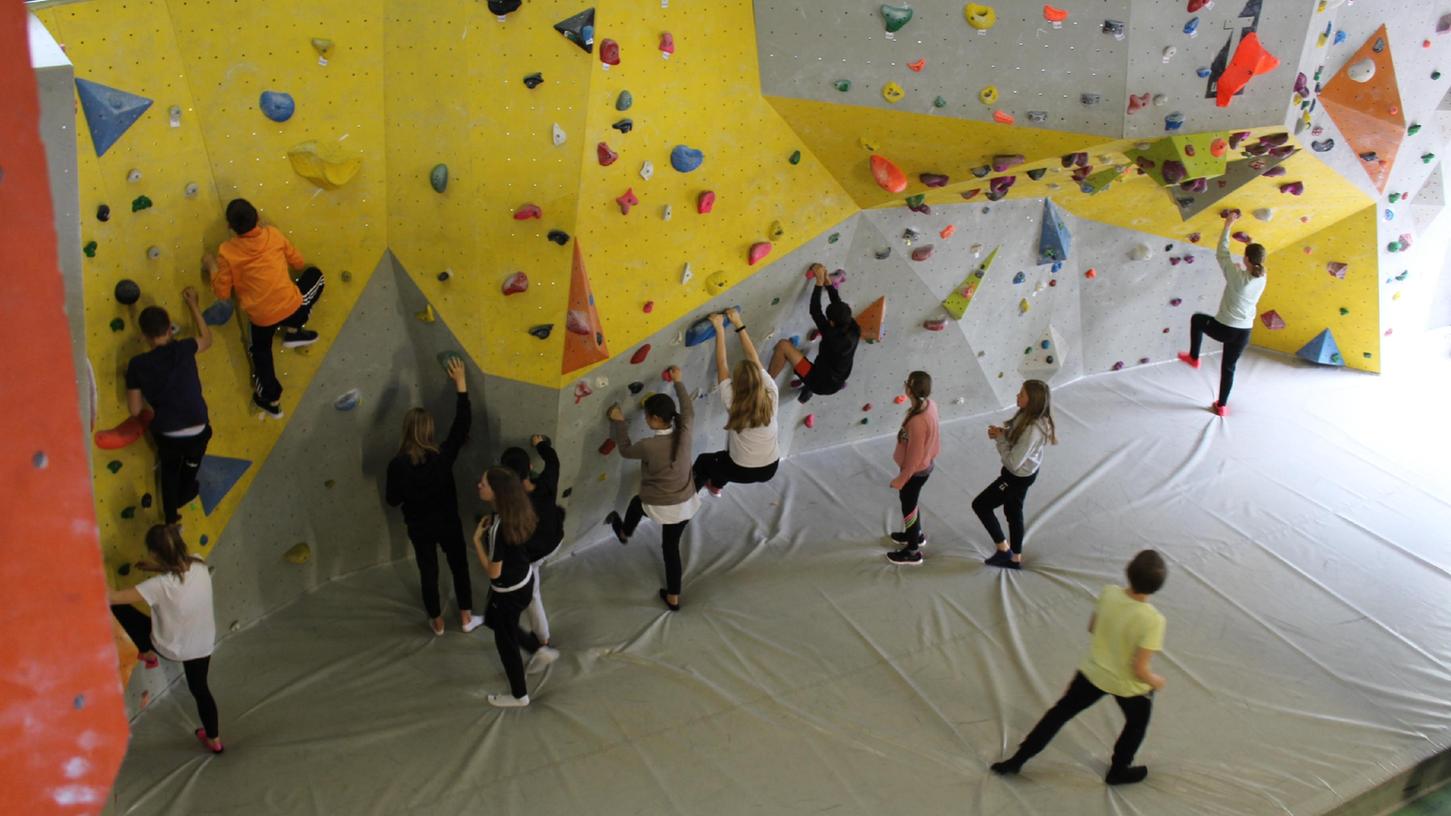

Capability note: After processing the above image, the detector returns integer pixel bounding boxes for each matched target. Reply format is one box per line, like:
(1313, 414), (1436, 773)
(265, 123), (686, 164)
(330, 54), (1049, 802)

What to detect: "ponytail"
(899, 371), (933, 440)
(144, 524), (202, 581)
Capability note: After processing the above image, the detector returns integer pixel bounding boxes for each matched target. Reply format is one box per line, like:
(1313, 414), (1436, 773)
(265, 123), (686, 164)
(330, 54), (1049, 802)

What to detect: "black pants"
(1007, 672), (1153, 771)
(406, 517), (473, 619)
(111, 604), (220, 739)
(1188, 313), (1250, 406)
(692, 450), (779, 491)
(153, 425), (212, 524)
(249, 266), (324, 405)
(623, 495), (688, 596)
(484, 578), (533, 699)
(972, 468), (1038, 554)
(897, 468), (931, 548)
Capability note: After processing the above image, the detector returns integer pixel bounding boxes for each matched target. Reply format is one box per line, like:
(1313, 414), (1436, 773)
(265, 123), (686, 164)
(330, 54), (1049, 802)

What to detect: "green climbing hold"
(430, 163), (448, 193)
(1408, 123), (1422, 136)
(106, 460), (123, 474)
(933, 96), (947, 108)
(880, 4), (913, 33)
(789, 150), (801, 165)
(1389, 192), (1401, 203)
(771, 297), (780, 305)
(109, 318), (125, 332)
(120, 506), (136, 519)
(616, 90), (633, 111)
(827, 233), (840, 244)
(1423, 153), (1436, 164)
(84, 241), (97, 258)
(131, 195), (152, 212)
(1433, 70), (1442, 80)
(860, 417), (869, 425)
(834, 79), (851, 92)
(905, 193), (925, 209)
(1339, 307), (1349, 315)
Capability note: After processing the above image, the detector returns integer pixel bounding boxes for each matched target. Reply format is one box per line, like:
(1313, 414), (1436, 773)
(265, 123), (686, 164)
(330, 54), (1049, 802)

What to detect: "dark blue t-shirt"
(124, 339), (209, 433)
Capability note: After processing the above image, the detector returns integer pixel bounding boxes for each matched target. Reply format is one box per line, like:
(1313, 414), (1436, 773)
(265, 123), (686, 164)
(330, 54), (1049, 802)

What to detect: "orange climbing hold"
(870, 154), (908, 193)
(993, 110), (1016, 125)
(939, 225), (956, 239)
(562, 239), (609, 375)
(855, 296), (887, 343)
(1042, 5), (1069, 26)
(907, 58), (926, 72)
(1215, 32), (1280, 107)
(94, 409), (153, 450)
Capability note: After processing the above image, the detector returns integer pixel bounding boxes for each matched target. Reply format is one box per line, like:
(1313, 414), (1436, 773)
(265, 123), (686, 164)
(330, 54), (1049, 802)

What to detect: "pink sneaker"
(1211, 401), (1228, 417)
(1177, 352), (1200, 369)
(195, 728), (224, 754)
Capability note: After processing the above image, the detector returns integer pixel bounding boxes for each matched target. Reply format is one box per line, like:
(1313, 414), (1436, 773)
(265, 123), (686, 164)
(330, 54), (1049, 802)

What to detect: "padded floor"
(109, 336), (1451, 816)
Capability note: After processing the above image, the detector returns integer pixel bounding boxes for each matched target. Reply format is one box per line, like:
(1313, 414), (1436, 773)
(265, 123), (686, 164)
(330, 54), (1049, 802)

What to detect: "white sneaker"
(487, 693), (530, 708)
(461, 615), (485, 634)
(527, 646), (560, 673)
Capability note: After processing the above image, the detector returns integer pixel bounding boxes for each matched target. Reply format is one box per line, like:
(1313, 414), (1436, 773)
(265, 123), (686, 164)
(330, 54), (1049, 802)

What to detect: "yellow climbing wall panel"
(37, 0), (388, 572)
(1257, 206), (1380, 372)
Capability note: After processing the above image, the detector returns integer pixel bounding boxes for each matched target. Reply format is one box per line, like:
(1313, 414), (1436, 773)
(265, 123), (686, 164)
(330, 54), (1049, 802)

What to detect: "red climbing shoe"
(1211, 402), (1228, 417)
(195, 728), (224, 754)
(1177, 352), (1200, 369)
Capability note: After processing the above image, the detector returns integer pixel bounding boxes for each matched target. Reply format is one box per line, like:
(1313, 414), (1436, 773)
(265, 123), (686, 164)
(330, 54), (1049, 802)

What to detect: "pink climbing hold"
(697, 190), (716, 214)
(1260, 310), (1285, 330)
(566, 309), (592, 335)
(502, 271), (529, 295)
(573, 380), (593, 404)
(894, 394), (908, 405)
(911, 245), (935, 261)
(1263, 166), (1287, 178)
(803, 414), (815, 429)
(749, 242), (773, 265)
(1127, 93), (1150, 113)
(1279, 181), (1304, 196)
(643, 300), (655, 313)
(630, 344), (651, 364)
(600, 39), (620, 66)
(617, 188), (638, 214)
(659, 32), (675, 56)
(923, 318), (946, 332)
(597, 142), (619, 166)
(514, 203), (542, 220)
(1188, 232), (1201, 243)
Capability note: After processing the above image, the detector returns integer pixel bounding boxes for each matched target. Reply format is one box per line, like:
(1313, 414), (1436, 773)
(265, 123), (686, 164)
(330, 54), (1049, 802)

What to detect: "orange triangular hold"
(855, 296), (886, 343)
(1215, 32), (1280, 107)
(562, 239), (609, 375)
(1318, 25), (1405, 192)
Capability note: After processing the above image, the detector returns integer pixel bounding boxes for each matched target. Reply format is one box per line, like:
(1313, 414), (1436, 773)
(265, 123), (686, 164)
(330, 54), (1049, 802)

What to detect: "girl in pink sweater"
(887, 371), (940, 565)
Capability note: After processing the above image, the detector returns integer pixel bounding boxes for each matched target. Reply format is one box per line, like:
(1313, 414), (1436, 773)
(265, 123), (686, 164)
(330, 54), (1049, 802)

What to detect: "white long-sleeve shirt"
(1213, 229), (1267, 329)
(995, 422), (1049, 478)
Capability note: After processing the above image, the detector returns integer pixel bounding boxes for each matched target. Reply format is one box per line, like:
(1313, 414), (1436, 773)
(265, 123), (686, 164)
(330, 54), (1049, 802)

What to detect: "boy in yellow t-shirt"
(990, 550), (1167, 786)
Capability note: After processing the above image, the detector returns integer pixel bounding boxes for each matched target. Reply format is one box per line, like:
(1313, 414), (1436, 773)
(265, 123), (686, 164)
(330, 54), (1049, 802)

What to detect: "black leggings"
(692, 450), (779, 491)
(1007, 672), (1153, 771)
(484, 578), (533, 699)
(623, 495), (689, 596)
(111, 604), (219, 739)
(972, 468), (1038, 554)
(1188, 313), (1251, 406)
(153, 425), (212, 523)
(249, 266), (324, 405)
(897, 469), (931, 548)
(405, 517), (473, 619)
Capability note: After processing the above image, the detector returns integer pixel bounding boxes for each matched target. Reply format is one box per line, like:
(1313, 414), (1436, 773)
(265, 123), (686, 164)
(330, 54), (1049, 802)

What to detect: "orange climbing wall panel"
(563, 239), (609, 373)
(1317, 25), (1404, 194)
(0, 2), (129, 807)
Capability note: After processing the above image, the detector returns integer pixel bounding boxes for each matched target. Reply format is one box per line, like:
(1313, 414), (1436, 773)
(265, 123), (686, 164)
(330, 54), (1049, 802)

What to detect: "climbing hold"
(1232, 231), (1251, 243)
(697, 191), (716, 213)
(921, 173), (949, 187)
(940, 225), (956, 239)
(340, 270), (353, 283)
(882, 82), (905, 103)
(1279, 181), (1304, 196)
(201, 300), (233, 326)
(987, 175), (1016, 200)
(131, 195), (152, 212)
(911, 245), (935, 261)
(875, 247), (893, 260)
(598, 439), (616, 456)
(1297, 329), (1344, 367)
(597, 142), (619, 166)
(992, 154), (1025, 172)
(933, 96), (947, 108)
(1102, 19), (1126, 39)
(1347, 58), (1376, 83)
(1131, 243), (1153, 262)
(1127, 93), (1150, 113)
(566, 310), (592, 336)
(1026, 168), (1047, 181)
(803, 414), (815, 429)
(528, 324), (554, 340)
(612, 118), (634, 134)
(1209, 138), (1228, 158)
(106, 460), (123, 474)
(870, 155), (908, 193)
(706, 270), (730, 294)
(1162, 46), (1177, 63)
(333, 389), (362, 411)
(149, 245), (165, 259)
(1253, 208), (1274, 222)
(907, 59), (926, 73)
(554, 8), (596, 53)
(790, 150), (802, 165)
(834, 79), (852, 92)
(1339, 307), (1350, 316)
(514, 203), (542, 220)
(259, 91), (295, 122)
(114, 279), (141, 305)
(862, 403), (872, 412)
(1197, 66), (1212, 78)
(287, 140), (362, 189)
(547, 230), (570, 245)
(311, 37), (333, 60)
(283, 542), (312, 565)
(881, 4), (914, 33)
(184, 182), (199, 198)
(905, 194), (929, 214)
(96, 204), (110, 222)
(523, 72), (544, 89)
(681, 263), (693, 285)
(972, 165), (992, 178)
(416, 305), (436, 324)
(1184, 16), (1199, 37)
(630, 344), (652, 364)
(1409, 123), (1422, 136)
(488, 0), (521, 15)
(628, 381), (645, 395)
(75, 79), (153, 157)
(503, 272), (529, 295)
(1260, 310), (1285, 330)
(615, 189), (638, 214)
(552, 123), (566, 146)
(1164, 112), (1185, 131)
(1216, 32), (1280, 107)
(1327, 262), (1348, 279)
(661, 204), (672, 221)
(1018, 298), (1031, 315)
(965, 4), (997, 30)
(923, 318), (946, 332)
(120, 507), (136, 520)
(1044, 5), (1068, 27)
(1423, 153), (1437, 164)
(1081, 93), (1102, 106)
(616, 90), (633, 111)
(429, 164), (448, 193)
(1012, 271), (1026, 284)
(979, 86), (999, 105)
(768, 220), (785, 240)
(748, 242), (773, 265)
(671, 145), (704, 173)
(1169, 298), (1183, 307)
(640, 161), (655, 181)
(660, 32), (675, 57)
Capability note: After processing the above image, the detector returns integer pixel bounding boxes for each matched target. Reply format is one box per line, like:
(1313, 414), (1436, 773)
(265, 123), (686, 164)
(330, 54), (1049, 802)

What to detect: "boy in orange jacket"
(204, 199), (324, 418)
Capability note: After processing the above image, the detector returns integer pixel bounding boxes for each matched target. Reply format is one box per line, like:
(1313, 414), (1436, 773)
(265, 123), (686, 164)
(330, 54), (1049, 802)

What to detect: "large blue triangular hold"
(1296, 328), (1344, 366)
(196, 455), (251, 516)
(75, 78), (153, 156)
(1037, 199), (1071, 265)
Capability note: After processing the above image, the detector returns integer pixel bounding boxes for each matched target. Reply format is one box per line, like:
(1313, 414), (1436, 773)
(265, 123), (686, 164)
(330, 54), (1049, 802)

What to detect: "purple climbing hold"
(992, 154), (1025, 172)
(1279, 181), (1304, 196)
(1161, 160), (1188, 184)
(920, 173), (949, 187)
(503, 271), (529, 295)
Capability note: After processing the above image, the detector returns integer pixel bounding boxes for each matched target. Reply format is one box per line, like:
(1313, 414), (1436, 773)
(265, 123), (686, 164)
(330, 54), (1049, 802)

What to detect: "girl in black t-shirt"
(473, 468), (538, 708)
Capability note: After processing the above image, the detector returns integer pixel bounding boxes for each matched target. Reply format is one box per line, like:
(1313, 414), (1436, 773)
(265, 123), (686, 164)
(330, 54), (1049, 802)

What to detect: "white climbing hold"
(1253, 207), (1275, 222)
(640, 161), (654, 181)
(127, 169), (142, 183)
(169, 106), (182, 128)
(595, 376), (609, 389)
(1130, 243), (1153, 261)
(552, 123), (566, 146)
(1162, 46), (1177, 63)
(1347, 58), (1376, 83)
(662, 204), (672, 221)
(147, 246), (161, 260)
(184, 182), (199, 198)
(1153, 93), (1168, 107)
(681, 262), (693, 285)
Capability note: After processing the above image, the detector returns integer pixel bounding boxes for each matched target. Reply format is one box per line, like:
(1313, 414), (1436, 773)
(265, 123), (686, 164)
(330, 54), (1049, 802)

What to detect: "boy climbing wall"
(204, 199), (324, 418)
(767, 263), (860, 403)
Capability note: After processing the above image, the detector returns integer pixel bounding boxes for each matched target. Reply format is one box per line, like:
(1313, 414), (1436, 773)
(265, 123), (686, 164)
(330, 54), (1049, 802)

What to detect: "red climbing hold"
(514, 203), (542, 220)
(894, 394), (908, 405)
(862, 403), (873, 412)
(1188, 232), (1201, 243)
(911, 245), (935, 261)
(1043, 5), (1069, 26)
(749, 242), (773, 265)
(1216, 32), (1280, 107)
(599, 438), (616, 455)
(1187, 0), (1212, 12)
(94, 409), (154, 450)
(907, 58), (926, 72)
(993, 111), (1016, 125)
(659, 32), (675, 56)
(600, 39), (620, 66)
(804, 414), (816, 429)
(643, 300), (655, 313)
(573, 380), (593, 404)
(617, 188), (638, 214)
(597, 142), (619, 166)
(662, 367), (674, 382)
(1084, 268), (1098, 279)
(697, 190), (716, 214)
(1127, 93), (1150, 113)
(870, 155), (908, 193)
(940, 225), (956, 239)
(630, 344), (651, 364)
(923, 318), (946, 332)
(502, 271), (529, 295)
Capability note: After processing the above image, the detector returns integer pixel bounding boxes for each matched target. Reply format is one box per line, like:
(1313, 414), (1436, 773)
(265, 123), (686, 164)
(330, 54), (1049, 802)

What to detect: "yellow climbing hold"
(706, 270), (731, 295)
(415, 304), (436, 323)
(882, 82), (905, 103)
(859, 135), (880, 152)
(283, 542), (312, 564)
(286, 139), (362, 189)
(965, 4), (997, 30)
(979, 85), (999, 105)
(1018, 298), (1031, 315)
(769, 220), (785, 240)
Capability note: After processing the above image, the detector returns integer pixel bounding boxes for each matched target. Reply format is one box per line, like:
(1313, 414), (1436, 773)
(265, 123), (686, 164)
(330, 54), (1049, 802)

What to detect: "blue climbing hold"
(196, 455), (252, 516)
(1037, 199), (1072, 265)
(1184, 17), (1199, 37)
(1297, 329), (1344, 367)
(1165, 112), (1185, 131)
(684, 307), (741, 347)
(1333, 30), (1347, 46)
(75, 78), (153, 157)
(201, 299), (235, 326)
(259, 91), (295, 122)
(1196, 66), (1212, 78)
(1012, 271), (1026, 284)
(333, 389), (362, 411)
(670, 145), (704, 173)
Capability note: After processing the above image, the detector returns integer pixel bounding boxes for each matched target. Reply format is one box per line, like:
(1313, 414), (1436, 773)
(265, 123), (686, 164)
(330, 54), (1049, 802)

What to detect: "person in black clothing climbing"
(125, 287), (213, 526)
(768, 262), (860, 403)
(385, 358), (483, 636)
(500, 435), (564, 673)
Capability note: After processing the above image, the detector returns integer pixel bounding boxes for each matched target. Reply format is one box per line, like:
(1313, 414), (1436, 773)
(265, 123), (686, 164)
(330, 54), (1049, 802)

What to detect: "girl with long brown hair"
(886, 371), (941, 565)
(1177, 209), (1268, 416)
(385, 358), (482, 636)
(692, 307), (780, 496)
(976, 379), (1058, 569)
(474, 467), (539, 708)
(108, 524), (222, 752)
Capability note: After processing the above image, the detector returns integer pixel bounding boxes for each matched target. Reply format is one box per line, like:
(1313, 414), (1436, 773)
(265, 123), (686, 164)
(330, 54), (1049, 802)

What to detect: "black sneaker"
(990, 760), (1022, 776)
(605, 511), (628, 544)
(1105, 766), (1148, 786)
(984, 550), (1013, 566)
(886, 548), (923, 565)
(252, 395), (284, 419)
(282, 329), (319, 348)
(796, 388), (814, 404)
(658, 588), (680, 611)
(889, 531), (928, 548)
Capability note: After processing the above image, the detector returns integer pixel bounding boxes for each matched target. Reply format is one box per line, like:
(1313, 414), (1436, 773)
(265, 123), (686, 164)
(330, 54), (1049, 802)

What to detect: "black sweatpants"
(249, 266), (324, 405)
(622, 495), (689, 596)
(405, 516), (473, 619)
(111, 604), (220, 739)
(897, 468), (931, 548)
(692, 450), (779, 491)
(484, 577), (533, 699)
(153, 425), (212, 524)
(1188, 313), (1251, 406)
(1006, 672), (1153, 771)
(972, 468), (1038, 554)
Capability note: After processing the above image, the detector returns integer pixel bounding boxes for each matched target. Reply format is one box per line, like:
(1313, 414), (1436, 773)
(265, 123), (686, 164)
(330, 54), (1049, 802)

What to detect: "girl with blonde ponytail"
(692, 307), (781, 496)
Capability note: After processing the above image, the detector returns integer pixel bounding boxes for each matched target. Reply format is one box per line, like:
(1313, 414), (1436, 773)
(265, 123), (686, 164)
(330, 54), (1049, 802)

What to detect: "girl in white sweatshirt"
(976, 380), (1057, 569)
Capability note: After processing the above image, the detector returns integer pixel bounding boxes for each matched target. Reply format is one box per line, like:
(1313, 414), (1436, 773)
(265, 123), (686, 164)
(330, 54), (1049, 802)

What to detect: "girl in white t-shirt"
(109, 525), (221, 752)
(691, 307), (781, 496)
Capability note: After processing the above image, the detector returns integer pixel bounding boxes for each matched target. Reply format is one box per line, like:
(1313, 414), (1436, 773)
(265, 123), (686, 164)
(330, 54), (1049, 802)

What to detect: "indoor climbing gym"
(7, 0), (1451, 813)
